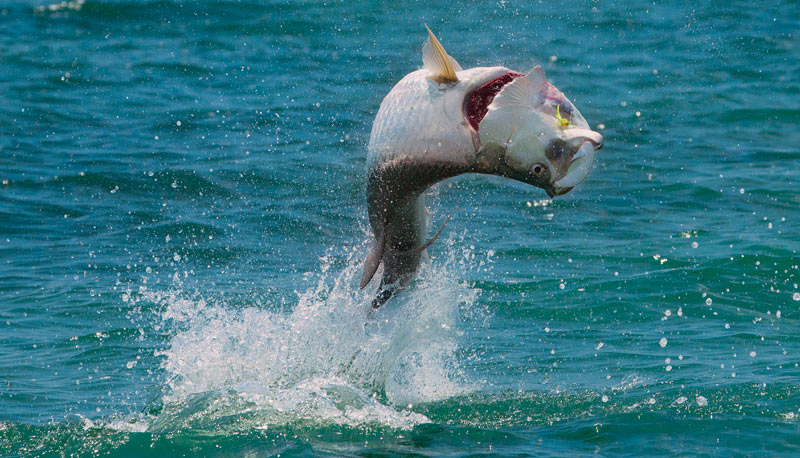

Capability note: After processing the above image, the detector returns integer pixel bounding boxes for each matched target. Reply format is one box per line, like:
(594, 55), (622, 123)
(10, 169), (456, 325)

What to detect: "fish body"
(362, 28), (604, 309)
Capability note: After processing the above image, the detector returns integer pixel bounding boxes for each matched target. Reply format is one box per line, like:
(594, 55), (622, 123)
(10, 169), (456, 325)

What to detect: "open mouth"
(548, 128), (604, 196)
(554, 141), (597, 189)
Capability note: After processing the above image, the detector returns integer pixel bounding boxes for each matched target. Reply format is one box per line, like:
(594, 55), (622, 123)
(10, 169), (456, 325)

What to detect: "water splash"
(139, 241), (484, 430)
(34, 0), (85, 13)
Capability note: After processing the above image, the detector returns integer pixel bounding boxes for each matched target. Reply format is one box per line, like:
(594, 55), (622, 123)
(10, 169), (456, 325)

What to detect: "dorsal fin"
(422, 25), (459, 84)
(449, 55), (463, 72)
(490, 66), (548, 110)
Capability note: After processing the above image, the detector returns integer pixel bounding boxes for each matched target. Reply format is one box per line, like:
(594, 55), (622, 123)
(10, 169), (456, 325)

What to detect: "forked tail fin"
(367, 209), (458, 311)
(360, 235), (384, 289)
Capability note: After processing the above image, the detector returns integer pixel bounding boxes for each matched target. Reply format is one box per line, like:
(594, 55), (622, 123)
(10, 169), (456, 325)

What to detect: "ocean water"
(1, 0), (799, 456)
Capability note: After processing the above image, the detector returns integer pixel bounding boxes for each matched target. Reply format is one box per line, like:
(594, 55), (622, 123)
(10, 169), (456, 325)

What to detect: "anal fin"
(390, 208), (458, 256)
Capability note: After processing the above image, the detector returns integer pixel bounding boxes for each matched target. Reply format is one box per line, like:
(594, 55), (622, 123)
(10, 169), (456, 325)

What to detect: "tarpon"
(362, 27), (604, 309)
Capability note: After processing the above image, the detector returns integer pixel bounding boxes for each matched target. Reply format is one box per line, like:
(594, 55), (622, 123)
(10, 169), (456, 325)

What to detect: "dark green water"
(1, 0), (799, 456)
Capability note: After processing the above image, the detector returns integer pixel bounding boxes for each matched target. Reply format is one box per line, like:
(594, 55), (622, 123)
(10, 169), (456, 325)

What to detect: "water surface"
(1, 0), (799, 456)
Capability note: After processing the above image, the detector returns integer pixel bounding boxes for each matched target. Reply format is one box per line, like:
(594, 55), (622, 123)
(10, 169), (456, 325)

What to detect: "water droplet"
(659, 338), (668, 348)
(691, 241), (698, 249)
(705, 298), (712, 306)
(601, 395), (608, 403)
(792, 292), (800, 301)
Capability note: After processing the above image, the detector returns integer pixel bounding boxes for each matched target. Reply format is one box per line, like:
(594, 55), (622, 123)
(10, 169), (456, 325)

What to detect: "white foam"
(141, 241), (483, 430)
(34, 0), (85, 13)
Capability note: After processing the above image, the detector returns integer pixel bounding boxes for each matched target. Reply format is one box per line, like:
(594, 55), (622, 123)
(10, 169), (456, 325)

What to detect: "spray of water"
(138, 240), (486, 430)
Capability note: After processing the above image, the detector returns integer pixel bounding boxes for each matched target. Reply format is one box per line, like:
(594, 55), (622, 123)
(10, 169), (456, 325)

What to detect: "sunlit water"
(1, 0), (799, 456)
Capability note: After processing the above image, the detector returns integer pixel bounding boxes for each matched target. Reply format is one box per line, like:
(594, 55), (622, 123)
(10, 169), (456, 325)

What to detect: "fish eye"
(531, 164), (545, 175)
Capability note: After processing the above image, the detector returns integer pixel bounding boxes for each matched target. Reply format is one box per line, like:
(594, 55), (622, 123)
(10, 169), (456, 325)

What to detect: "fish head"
(477, 66), (603, 198)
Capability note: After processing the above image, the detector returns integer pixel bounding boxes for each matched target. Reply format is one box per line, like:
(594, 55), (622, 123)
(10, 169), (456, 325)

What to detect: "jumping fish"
(362, 27), (604, 309)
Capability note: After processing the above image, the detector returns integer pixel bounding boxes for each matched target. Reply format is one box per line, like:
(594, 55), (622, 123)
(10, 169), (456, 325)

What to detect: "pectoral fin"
(489, 66), (547, 110)
(360, 235), (384, 289)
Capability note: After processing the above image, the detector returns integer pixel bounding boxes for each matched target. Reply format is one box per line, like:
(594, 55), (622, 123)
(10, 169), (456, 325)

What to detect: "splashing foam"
(143, 241), (483, 430)
(34, 0), (85, 13)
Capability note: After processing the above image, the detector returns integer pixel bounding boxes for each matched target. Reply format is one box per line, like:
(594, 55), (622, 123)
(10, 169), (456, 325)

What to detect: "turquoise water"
(1, 0), (799, 456)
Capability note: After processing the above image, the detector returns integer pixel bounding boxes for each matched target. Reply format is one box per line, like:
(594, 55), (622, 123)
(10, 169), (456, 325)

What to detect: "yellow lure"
(555, 104), (570, 127)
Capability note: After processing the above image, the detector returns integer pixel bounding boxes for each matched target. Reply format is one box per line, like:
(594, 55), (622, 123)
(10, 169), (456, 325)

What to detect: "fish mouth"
(550, 132), (603, 196)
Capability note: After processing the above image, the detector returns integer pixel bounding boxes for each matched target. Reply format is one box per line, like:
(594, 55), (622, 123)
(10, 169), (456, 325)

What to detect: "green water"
(1, 0), (798, 456)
